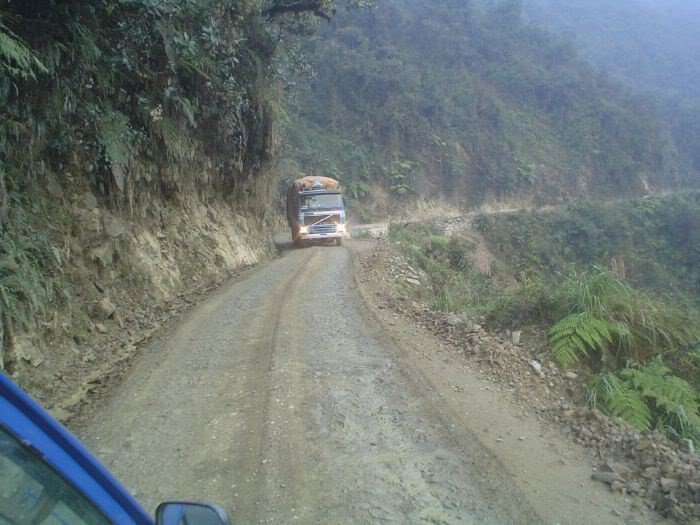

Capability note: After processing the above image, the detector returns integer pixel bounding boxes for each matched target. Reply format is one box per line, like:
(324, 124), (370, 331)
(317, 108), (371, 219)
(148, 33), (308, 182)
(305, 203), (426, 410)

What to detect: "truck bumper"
(301, 231), (346, 241)
(292, 223), (348, 241)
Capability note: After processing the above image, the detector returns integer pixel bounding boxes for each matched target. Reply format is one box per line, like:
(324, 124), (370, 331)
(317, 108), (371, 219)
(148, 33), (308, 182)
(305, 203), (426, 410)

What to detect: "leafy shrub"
(429, 235), (450, 255)
(446, 238), (478, 271)
(383, 159), (417, 197)
(486, 271), (574, 328)
(548, 269), (700, 368)
(588, 358), (700, 445)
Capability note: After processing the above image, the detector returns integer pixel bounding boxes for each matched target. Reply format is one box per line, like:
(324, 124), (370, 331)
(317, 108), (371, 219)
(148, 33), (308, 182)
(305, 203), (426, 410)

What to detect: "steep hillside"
(524, 0), (700, 99)
(282, 0), (690, 219)
(0, 0), (355, 403)
(523, 0), (700, 177)
(388, 191), (700, 448)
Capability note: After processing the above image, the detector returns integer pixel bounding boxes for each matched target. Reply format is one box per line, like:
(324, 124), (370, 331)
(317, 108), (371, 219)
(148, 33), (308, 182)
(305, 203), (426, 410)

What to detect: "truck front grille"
(304, 215), (339, 226)
(310, 224), (337, 234)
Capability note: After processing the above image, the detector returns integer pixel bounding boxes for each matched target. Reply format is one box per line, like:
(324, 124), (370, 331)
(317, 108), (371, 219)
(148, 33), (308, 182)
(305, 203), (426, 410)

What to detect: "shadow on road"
(273, 233), (342, 253)
(274, 233), (295, 253)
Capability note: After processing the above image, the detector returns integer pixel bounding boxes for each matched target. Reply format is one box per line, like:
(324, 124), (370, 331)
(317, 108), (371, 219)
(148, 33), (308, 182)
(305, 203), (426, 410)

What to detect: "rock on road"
(79, 240), (651, 524)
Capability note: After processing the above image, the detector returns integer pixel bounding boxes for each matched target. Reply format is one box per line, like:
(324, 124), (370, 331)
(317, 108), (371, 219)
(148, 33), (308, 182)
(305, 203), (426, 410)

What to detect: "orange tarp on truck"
(289, 176), (340, 192)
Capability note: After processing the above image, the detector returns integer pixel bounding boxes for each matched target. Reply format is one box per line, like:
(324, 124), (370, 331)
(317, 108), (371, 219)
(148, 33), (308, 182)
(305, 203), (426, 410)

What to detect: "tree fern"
(549, 313), (614, 367)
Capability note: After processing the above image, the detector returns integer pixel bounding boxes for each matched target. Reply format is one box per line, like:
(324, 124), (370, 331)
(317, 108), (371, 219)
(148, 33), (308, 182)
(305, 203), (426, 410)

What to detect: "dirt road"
(79, 240), (655, 524)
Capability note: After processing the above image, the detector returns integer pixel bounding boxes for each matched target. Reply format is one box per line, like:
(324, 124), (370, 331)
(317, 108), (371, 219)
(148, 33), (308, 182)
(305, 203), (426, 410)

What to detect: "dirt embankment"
(5, 186), (274, 421)
(358, 240), (700, 523)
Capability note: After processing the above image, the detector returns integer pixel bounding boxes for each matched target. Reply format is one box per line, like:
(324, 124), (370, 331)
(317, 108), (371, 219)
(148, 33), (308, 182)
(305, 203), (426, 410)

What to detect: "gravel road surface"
(79, 240), (653, 524)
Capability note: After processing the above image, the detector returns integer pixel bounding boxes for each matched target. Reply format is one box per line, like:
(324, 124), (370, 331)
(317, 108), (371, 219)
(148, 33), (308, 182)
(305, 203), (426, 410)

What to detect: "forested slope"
(284, 0), (694, 218)
(0, 0), (355, 396)
(2, 0), (698, 408)
(523, 0), (700, 179)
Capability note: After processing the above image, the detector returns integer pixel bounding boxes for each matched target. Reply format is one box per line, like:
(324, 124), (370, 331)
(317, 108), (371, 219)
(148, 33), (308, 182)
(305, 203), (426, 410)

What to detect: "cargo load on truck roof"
(288, 176), (341, 192)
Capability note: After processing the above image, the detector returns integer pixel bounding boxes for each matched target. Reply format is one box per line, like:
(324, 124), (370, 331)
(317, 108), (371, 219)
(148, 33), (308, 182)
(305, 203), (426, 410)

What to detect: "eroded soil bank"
(5, 191), (273, 421)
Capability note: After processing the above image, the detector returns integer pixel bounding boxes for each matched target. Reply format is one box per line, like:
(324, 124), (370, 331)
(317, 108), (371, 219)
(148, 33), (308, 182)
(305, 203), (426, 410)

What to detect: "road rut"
(80, 242), (542, 523)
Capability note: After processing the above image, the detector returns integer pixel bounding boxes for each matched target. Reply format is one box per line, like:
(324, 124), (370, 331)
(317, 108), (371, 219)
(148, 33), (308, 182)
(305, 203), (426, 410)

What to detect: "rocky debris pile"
(360, 241), (700, 523)
(547, 407), (700, 521)
(442, 216), (474, 235)
(381, 294), (570, 409)
(387, 252), (426, 289)
(361, 244), (563, 413)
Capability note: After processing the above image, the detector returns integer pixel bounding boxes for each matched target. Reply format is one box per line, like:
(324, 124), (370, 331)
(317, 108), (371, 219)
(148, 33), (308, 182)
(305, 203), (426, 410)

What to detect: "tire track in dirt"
(78, 240), (565, 524)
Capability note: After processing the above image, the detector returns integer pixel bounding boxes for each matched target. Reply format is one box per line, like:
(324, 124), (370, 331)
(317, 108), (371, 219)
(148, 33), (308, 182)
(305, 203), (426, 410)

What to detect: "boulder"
(446, 313), (463, 326)
(103, 212), (128, 238)
(46, 175), (64, 199)
(591, 471), (622, 484)
(642, 467), (661, 479)
(529, 360), (545, 378)
(660, 478), (680, 492)
(83, 191), (98, 210)
(95, 297), (116, 320)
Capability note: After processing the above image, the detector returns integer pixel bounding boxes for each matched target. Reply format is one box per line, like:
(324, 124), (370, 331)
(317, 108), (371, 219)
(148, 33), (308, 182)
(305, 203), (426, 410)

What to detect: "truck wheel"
(335, 238), (343, 246)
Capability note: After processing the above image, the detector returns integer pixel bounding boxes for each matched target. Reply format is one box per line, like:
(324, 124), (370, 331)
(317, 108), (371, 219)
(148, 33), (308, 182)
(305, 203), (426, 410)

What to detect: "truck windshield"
(299, 194), (342, 210)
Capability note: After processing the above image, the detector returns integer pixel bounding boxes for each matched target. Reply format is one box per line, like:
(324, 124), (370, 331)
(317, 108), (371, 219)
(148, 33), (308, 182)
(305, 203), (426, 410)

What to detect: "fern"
(0, 17), (46, 78)
(608, 388), (653, 432)
(549, 269), (700, 369)
(549, 313), (614, 367)
(589, 359), (700, 444)
(588, 372), (652, 431)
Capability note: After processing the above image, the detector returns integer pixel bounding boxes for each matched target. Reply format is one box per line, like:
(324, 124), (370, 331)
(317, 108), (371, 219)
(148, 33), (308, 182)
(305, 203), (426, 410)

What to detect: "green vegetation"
(285, 0), (690, 214)
(589, 359), (699, 443)
(391, 193), (700, 444)
(547, 270), (699, 369)
(0, 190), (69, 371)
(390, 224), (501, 318)
(524, 0), (700, 177)
(476, 193), (700, 298)
(0, 0), (368, 368)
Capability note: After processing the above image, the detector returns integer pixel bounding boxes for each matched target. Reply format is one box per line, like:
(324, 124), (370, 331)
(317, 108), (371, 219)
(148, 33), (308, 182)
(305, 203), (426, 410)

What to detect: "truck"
(286, 176), (347, 247)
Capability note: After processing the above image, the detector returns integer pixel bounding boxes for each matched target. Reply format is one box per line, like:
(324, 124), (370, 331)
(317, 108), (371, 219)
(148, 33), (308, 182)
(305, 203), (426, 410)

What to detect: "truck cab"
(286, 177), (347, 246)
